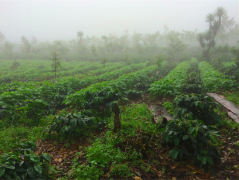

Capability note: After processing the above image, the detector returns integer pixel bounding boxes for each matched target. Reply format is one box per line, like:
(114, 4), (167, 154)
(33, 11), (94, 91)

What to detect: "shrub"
(182, 72), (203, 94)
(160, 119), (220, 165)
(173, 94), (221, 125)
(44, 110), (106, 139)
(0, 141), (51, 179)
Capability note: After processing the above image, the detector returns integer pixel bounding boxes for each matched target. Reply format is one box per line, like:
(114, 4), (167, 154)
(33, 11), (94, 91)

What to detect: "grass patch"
(224, 91), (239, 107)
(0, 115), (54, 154)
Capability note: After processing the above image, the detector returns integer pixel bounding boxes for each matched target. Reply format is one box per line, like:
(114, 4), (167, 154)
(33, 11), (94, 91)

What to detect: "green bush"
(199, 61), (236, 91)
(0, 141), (51, 179)
(44, 110), (106, 139)
(150, 61), (190, 97)
(173, 94), (221, 125)
(160, 119), (220, 165)
(182, 71), (203, 94)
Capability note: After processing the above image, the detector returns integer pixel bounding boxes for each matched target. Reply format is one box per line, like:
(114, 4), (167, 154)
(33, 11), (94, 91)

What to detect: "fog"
(1, 0), (238, 43)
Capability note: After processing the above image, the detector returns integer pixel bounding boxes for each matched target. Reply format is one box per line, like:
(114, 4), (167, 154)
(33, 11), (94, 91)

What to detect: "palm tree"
(206, 13), (215, 29)
(214, 7), (226, 27)
(198, 7), (226, 60)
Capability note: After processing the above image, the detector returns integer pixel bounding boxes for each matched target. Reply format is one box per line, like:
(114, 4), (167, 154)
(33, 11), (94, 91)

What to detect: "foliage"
(198, 7), (226, 60)
(173, 94), (221, 125)
(44, 110), (106, 139)
(183, 60), (204, 94)
(65, 65), (162, 112)
(220, 47), (239, 81)
(49, 51), (62, 81)
(71, 138), (135, 180)
(223, 91), (239, 107)
(154, 54), (164, 68)
(11, 61), (20, 71)
(0, 141), (51, 179)
(162, 102), (174, 116)
(199, 61), (236, 91)
(150, 61), (190, 97)
(70, 104), (154, 179)
(0, 62), (146, 124)
(167, 34), (188, 62)
(160, 119), (220, 165)
(183, 72), (203, 94)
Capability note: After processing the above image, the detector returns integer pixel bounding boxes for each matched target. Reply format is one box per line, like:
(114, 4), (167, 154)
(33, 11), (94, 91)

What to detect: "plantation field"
(0, 58), (239, 179)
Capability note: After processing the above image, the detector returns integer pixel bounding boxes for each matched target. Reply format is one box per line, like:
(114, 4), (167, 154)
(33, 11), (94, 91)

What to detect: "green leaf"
(195, 101), (199, 107)
(20, 172), (27, 179)
(70, 118), (77, 128)
(30, 155), (40, 162)
(199, 102), (204, 109)
(174, 136), (180, 146)
(27, 167), (35, 179)
(168, 149), (179, 159)
(200, 155), (207, 165)
(188, 127), (195, 135)
(42, 153), (51, 162)
(6, 165), (15, 169)
(19, 161), (24, 166)
(206, 155), (214, 165)
(34, 164), (42, 174)
(209, 134), (218, 143)
(183, 135), (189, 140)
(0, 167), (5, 178)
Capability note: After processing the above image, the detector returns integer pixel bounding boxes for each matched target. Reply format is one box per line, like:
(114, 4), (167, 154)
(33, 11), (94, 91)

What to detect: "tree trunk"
(113, 103), (121, 133)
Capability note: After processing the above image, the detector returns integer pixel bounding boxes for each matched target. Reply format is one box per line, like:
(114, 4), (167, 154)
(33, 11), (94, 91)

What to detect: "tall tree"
(198, 6), (226, 60)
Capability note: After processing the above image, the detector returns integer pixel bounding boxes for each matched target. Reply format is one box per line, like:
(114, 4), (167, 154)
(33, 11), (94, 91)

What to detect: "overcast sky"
(1, 0), (238, 43)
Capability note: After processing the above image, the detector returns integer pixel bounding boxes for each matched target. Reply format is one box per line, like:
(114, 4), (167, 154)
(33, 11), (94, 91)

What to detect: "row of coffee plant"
(158, 59), (222, 166)
(45, 63), (173, 140)
(150, 60), (191, 97)
(64, 63), (174, 112)
(1, 61), (121, 82)
(0, 62), (124, 93)
(0, 62), (147, 124)
(0, 60), (88, 80)
(199, 61), (237, 92)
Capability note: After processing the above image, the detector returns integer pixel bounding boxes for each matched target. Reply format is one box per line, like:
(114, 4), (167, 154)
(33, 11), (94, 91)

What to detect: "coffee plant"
(0, 141), (51, 179)
(173, 94), (221, 125)
(44, 110), (106, 139)
(160, 119), (220, 165)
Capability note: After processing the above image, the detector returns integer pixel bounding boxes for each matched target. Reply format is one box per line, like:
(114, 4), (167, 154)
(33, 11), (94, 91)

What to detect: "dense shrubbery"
(199, 61), (236, 91)
(44, 110), (106, 139)
(0, 141), (51, 179)
(150, 61), (190, 97)
(64, 65), (169, 111)
(0, 63), (145, 124)
(160, 119), (220, 165)
(173, 94), (221, 125)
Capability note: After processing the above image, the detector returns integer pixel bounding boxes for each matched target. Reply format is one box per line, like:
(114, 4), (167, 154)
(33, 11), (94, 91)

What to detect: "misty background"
(0, 0), (238, 62)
